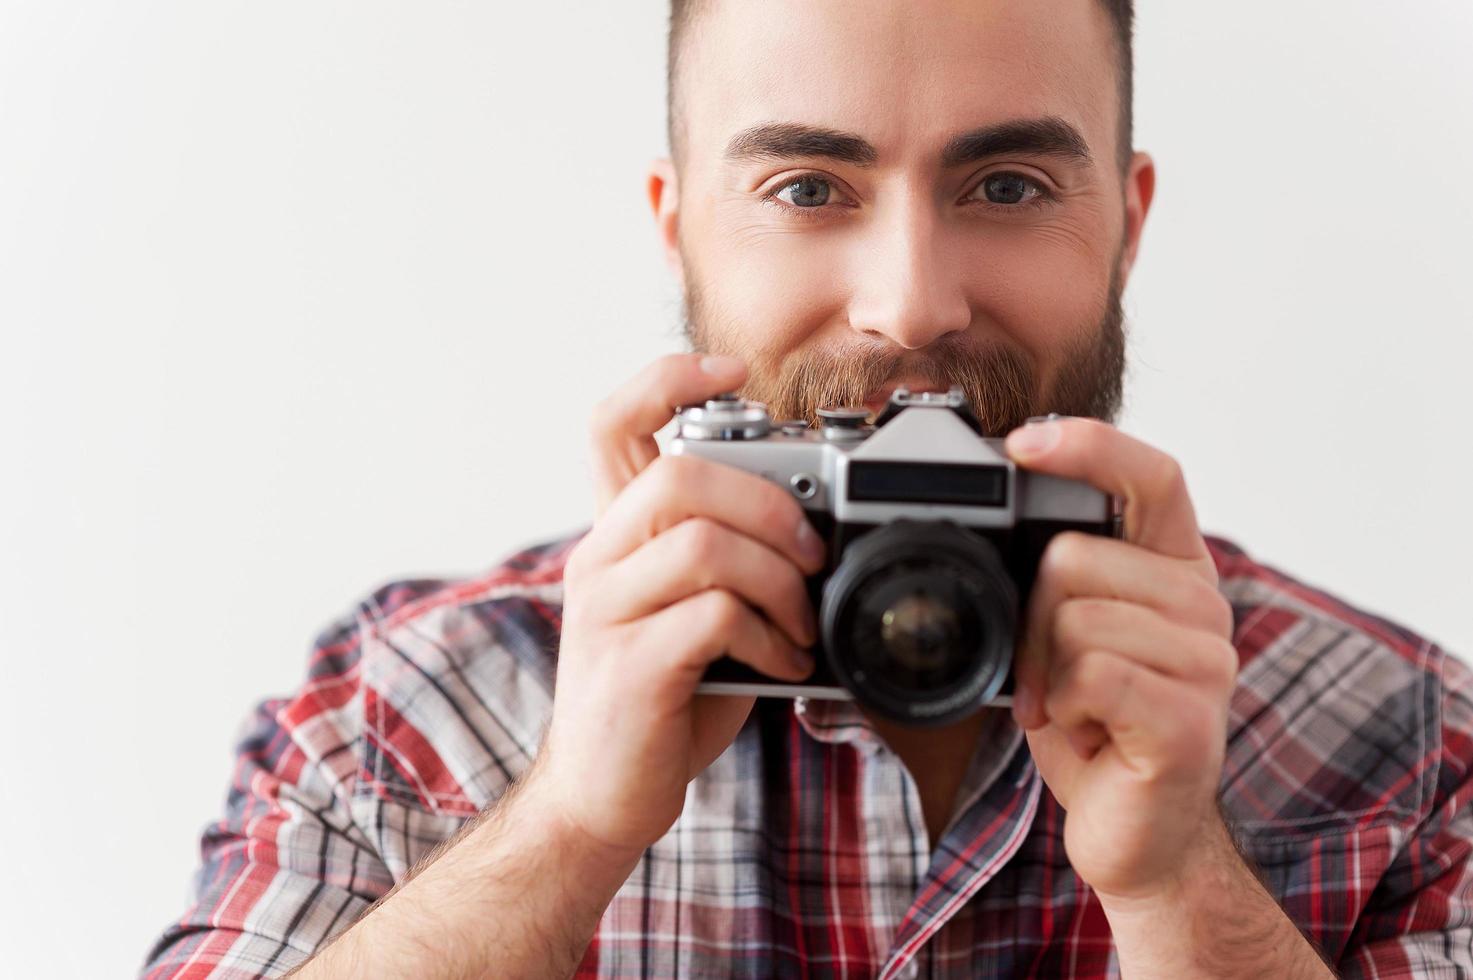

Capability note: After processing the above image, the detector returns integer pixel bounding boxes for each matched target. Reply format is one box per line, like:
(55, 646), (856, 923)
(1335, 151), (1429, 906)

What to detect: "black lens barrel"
(820, 520), (1017, 726)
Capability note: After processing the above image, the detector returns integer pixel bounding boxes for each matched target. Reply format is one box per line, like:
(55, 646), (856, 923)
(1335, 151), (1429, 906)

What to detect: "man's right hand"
(530, 352), (827, 857)
(287, 353), (826, 979)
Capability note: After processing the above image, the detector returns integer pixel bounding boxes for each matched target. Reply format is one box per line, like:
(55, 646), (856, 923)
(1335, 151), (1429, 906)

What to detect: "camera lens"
(880, 588), (966, 678)
(821, 521), (1016, 726)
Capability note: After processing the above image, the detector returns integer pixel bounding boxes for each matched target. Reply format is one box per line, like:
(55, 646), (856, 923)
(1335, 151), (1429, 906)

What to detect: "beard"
(680, 263), (1127, 439)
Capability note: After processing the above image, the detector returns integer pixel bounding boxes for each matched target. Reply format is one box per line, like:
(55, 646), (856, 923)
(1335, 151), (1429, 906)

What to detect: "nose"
(845, 193), (971, 350)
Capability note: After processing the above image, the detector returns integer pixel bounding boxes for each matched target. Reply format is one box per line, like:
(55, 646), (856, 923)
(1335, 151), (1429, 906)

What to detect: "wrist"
(1094, 808), (1241, 918)
(499, 766), (648, 890)
(1094, 815), (1333, 980)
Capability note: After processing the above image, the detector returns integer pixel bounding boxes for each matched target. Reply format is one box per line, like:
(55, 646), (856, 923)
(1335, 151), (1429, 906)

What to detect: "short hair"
(666, 0), (1135, 173)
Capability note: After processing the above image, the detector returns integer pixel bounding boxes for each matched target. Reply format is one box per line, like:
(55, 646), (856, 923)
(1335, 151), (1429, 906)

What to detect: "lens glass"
(846, 561), (985, 694)
(880, 591), (961, 671)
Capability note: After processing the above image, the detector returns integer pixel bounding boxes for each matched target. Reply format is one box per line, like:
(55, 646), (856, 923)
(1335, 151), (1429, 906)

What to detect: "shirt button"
(898, 962), (918, 980)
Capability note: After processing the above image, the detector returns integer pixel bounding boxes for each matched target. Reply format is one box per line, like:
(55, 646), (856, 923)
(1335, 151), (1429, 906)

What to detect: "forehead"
(682, 0), (1119, 171)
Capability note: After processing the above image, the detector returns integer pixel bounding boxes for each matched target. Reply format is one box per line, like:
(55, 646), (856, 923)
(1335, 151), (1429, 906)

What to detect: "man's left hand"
(1005, 416), (1241, 904)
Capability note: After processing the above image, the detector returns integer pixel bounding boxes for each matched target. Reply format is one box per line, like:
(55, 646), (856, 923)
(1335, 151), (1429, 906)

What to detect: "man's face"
(651, 0), (1154, 435)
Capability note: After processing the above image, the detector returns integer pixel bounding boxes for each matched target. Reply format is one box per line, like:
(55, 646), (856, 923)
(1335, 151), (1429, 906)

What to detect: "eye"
(971, 172), (1045, 206)
(772, 174), (837, 208)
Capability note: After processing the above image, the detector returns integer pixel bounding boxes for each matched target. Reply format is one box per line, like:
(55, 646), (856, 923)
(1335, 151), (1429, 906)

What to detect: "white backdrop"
(1, 1), (1470, 975)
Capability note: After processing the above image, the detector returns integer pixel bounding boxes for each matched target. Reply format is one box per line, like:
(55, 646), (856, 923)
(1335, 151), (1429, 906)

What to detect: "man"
(141, 0), (1472, 977)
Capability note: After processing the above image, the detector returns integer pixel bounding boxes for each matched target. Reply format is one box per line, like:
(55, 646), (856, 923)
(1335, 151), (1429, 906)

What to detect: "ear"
(646, 156), (685, 289)
(1117, 151), (1156, 285)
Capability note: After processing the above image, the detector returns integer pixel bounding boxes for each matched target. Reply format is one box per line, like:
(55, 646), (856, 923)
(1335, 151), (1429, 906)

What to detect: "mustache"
(739, 334), (1038, 435)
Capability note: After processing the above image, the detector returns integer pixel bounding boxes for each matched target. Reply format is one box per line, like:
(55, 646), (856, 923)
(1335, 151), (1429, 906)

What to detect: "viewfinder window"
(847, 462), (1009, 508)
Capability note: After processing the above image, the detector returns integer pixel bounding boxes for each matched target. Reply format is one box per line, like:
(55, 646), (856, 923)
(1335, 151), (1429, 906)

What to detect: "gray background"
(1, 1), (1470, 975)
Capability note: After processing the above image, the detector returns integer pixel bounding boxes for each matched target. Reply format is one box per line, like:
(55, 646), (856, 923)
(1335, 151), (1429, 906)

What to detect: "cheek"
(958, 222), (1117, 358)
(696, 213), (849, 361)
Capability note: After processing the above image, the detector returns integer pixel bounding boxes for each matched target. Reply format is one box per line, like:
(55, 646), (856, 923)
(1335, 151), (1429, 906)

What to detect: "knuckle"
(563, 539), (592, 584)
(1183, 575), (1233, 636)
(1051, 597), (1096, 648)
(645, 453), (679, 482)
(1071, 649), (1122, 696)
(1196, 554), (1222, 590)
(587, 396), (625, 444)
(674, 516), (724, 567)
(1146, 452), (1185, 498)
(701, 588), (746, 636)
(1041, 531), (1091, 582)
(648, 454), (692, 496)
(1207, 636), (1240, 689)
(1209, 592), (1236, 639)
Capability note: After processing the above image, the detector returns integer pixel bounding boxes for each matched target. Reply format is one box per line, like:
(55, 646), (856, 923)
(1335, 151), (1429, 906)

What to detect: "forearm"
(288, 770), (643, 980)
(1099, 816), (1336, 979)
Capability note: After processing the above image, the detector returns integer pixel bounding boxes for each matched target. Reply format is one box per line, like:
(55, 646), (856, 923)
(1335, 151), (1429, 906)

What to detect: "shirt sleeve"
(139, 684), (394, 978)
(1339, 647), (1473, 978)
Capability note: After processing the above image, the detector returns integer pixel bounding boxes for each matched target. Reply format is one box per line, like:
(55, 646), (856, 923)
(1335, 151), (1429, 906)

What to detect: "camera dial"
(675, 394), (772, 441)
(817, 405), (873, 442)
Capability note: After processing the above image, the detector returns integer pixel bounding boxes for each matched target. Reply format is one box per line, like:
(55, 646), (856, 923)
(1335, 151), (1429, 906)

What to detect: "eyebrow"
(722, 116), (1093, 169)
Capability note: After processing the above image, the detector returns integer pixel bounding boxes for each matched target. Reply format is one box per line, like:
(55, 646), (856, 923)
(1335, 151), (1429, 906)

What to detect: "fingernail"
(796, 517), (825, 566)
(1006, 420), (1061, 458)
(789, 645), (816, 676)
(700, 354), (745, 376)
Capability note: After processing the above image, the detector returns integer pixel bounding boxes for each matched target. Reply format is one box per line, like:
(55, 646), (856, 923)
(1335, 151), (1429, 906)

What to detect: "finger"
(589, 353), (748, 517)
(1012, 531), (1233, 730)
(1029, 532), (1233, 634)
(592, 517), (817, 649)
(638, 587), (816, 697)
(1047, 598), (1239, 691)
(577, 454), (826, 577)
(1004, 417), (1213, 573)
(1043, 649), (1223, 771)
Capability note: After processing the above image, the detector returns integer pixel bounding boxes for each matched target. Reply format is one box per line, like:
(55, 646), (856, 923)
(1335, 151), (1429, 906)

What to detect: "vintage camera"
(668, 387), (1120, 727)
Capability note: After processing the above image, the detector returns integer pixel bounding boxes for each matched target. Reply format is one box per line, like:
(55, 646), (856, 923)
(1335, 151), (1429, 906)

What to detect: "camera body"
(668, 387), (1120, 727)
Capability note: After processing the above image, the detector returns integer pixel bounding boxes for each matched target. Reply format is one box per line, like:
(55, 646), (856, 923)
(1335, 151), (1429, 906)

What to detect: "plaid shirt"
(141, 530), (1473, 978)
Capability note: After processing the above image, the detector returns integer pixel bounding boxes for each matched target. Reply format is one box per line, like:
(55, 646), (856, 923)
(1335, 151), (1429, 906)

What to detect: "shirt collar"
(792, 696), (1026, 776)
(792, 695), (887, 753)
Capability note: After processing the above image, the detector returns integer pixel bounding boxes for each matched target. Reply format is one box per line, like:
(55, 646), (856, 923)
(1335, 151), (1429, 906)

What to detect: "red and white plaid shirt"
(141, 530), (1473, 978)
